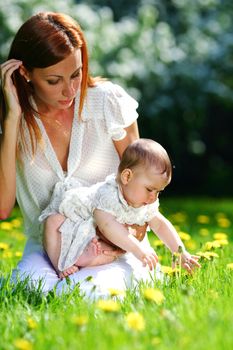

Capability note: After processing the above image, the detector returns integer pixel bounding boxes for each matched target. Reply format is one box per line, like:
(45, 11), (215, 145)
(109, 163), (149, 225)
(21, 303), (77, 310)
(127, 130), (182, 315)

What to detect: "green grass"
(0, 197), (233, 350)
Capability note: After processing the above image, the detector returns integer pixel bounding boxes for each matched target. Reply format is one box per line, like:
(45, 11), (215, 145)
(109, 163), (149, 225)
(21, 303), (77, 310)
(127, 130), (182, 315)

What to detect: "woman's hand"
(0, 59), (22, 119)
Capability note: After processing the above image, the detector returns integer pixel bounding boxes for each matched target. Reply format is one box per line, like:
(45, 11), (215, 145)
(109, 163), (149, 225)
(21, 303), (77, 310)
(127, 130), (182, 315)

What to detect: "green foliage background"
(0, 0), (232, 195)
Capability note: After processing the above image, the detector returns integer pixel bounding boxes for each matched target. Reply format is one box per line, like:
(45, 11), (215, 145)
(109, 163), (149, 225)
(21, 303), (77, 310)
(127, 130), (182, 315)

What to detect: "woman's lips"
(58, 99), (73, 105)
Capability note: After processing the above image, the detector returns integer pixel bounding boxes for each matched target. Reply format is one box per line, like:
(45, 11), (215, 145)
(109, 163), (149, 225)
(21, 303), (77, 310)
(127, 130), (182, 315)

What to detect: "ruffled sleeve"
(92, 176), (121, 218)
(145, 199), (160, 222)
(103, 83), (139, 141)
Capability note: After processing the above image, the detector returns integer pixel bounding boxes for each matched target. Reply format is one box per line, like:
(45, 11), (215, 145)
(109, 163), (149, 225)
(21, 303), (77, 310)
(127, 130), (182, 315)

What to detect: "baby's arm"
(148, 212), (201, 272)
(94, 209), (158, 270)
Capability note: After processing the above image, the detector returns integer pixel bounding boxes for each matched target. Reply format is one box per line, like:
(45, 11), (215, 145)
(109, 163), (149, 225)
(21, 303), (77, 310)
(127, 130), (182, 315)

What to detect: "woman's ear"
(19, 65), (31, 82)
(121, 169), (133, 185)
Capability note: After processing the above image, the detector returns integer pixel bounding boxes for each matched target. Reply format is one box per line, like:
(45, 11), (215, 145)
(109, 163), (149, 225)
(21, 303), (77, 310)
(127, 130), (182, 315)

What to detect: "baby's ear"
(121, 169), (133, 185)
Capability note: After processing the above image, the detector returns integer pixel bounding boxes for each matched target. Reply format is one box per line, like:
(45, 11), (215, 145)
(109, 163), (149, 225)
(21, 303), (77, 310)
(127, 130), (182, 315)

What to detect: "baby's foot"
(82, 240), (124, 267)
(87, 237), (102, 256)
(59, 265), (79, 279)
(75, 237), (102, 267)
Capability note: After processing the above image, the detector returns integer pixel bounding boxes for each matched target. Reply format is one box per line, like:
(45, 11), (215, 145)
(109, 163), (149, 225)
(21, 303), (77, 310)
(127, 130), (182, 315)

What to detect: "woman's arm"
(113, 122), (139, 158)
(94, 209), (158, 270)
(0, 60), (22, 219)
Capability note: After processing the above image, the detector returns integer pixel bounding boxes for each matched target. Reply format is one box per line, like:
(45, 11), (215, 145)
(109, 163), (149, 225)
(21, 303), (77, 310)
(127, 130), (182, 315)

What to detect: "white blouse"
(15, 82), (139, 242)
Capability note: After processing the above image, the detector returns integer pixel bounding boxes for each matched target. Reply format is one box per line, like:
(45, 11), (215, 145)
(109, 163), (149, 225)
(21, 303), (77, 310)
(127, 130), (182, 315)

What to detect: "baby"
(40, 139), (200, 278)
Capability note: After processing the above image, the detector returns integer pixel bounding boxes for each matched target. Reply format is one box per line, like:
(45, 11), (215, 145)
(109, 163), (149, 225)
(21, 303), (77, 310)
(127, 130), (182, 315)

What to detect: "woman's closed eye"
(47, 78), (60, 85)
(71, 70), (81, 79)
(46, 69), (82, 85)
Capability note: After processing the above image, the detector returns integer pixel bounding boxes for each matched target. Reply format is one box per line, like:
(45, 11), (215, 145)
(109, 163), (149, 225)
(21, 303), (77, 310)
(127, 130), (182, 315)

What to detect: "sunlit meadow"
(0, 198), (233, 350)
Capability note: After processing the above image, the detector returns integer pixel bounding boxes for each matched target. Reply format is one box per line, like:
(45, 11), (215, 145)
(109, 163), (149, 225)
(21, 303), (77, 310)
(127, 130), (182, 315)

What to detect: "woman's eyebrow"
(45, 66), (82, 78)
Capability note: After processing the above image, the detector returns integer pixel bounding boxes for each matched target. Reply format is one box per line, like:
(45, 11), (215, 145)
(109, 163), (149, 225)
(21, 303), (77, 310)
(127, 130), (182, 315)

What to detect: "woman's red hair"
(0, 12), (97, 156)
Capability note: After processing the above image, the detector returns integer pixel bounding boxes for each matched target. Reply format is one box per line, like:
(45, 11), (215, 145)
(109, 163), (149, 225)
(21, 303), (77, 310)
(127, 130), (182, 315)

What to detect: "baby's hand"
(140, 247), (158, 271)
(181, 250), (201, 273)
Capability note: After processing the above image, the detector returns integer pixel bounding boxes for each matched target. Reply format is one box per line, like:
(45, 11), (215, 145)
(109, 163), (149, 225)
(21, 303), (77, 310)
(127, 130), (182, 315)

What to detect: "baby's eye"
(146, 188), (153, 192)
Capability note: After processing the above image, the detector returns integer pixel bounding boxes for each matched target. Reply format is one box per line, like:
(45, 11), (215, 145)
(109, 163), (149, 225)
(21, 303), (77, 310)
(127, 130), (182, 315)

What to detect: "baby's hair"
(118, 138), (172, 179)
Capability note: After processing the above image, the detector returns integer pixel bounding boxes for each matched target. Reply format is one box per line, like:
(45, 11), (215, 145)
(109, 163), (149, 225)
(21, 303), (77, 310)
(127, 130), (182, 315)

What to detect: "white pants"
(11, 236), (163, 299)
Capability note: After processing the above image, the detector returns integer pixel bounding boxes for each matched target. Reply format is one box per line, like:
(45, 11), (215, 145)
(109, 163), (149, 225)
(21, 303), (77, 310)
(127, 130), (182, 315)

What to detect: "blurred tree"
(0, 0), (232, 195)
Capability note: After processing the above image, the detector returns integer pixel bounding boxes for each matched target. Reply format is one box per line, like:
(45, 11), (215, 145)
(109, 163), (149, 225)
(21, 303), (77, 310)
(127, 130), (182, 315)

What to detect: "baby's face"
(122, 167), (171, 208)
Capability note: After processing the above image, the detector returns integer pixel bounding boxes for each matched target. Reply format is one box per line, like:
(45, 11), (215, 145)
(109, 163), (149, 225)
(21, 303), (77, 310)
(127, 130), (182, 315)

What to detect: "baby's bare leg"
(60, 238), (102, 278)
(59, 237), (102, 278)
(61, 238), (119, 277)
(43, 213), (66, 274)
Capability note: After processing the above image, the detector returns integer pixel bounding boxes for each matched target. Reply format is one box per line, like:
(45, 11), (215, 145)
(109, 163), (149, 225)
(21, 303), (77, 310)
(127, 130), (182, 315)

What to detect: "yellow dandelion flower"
(199, 228), (209, 236)
(204, 241), (221, 250)
(71, 315), (89, 326)
(11, 232), (25, 241)
(178, 232), (191, 241)
(0, 222), (13, 230)
(11, 218), (22, 228)
(205, 252), (219, 258)
(160, 265), (172, 274)
(170, 212), (187, 224)
(215, 212), (226, 219)
(27, 318), (38, 330)
(2, 251), (13, 258)
(0, 242), (10, 250)
(15, 251), (23, 257)
(197, 215), (210, 224)
(196, 252), (211, 260)
(196, 251), (219, 260)
(152, 240), (164, 247)
(96, 299), (120, 312)
(143, 288), (165, 304)
(226, 263), (233, 270)
(108, 288), (125, 297)
(160, 265), (180, 275)
(213, 233), (228, 240)
(217, 217), (231, 228)
(126, 312), (145, 331)
(14, 339), (33, 350)
(214, 239), (228, 246)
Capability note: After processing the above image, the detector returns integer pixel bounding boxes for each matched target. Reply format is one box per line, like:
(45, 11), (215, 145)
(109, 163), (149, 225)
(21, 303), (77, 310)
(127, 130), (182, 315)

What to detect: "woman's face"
(25, 49), (82, 112)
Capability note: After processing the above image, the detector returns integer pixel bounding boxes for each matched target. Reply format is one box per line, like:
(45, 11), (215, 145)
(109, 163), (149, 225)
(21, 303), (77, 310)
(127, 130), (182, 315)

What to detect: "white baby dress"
(40, 174), (159, 271)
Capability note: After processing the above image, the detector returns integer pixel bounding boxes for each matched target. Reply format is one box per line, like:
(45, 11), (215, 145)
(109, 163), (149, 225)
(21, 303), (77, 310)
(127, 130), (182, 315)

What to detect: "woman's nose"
(62, 81), (75, 98)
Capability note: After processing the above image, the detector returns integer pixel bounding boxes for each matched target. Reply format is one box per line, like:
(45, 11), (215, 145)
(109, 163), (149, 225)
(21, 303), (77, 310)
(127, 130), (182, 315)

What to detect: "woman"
(0, 12), (160, 297)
